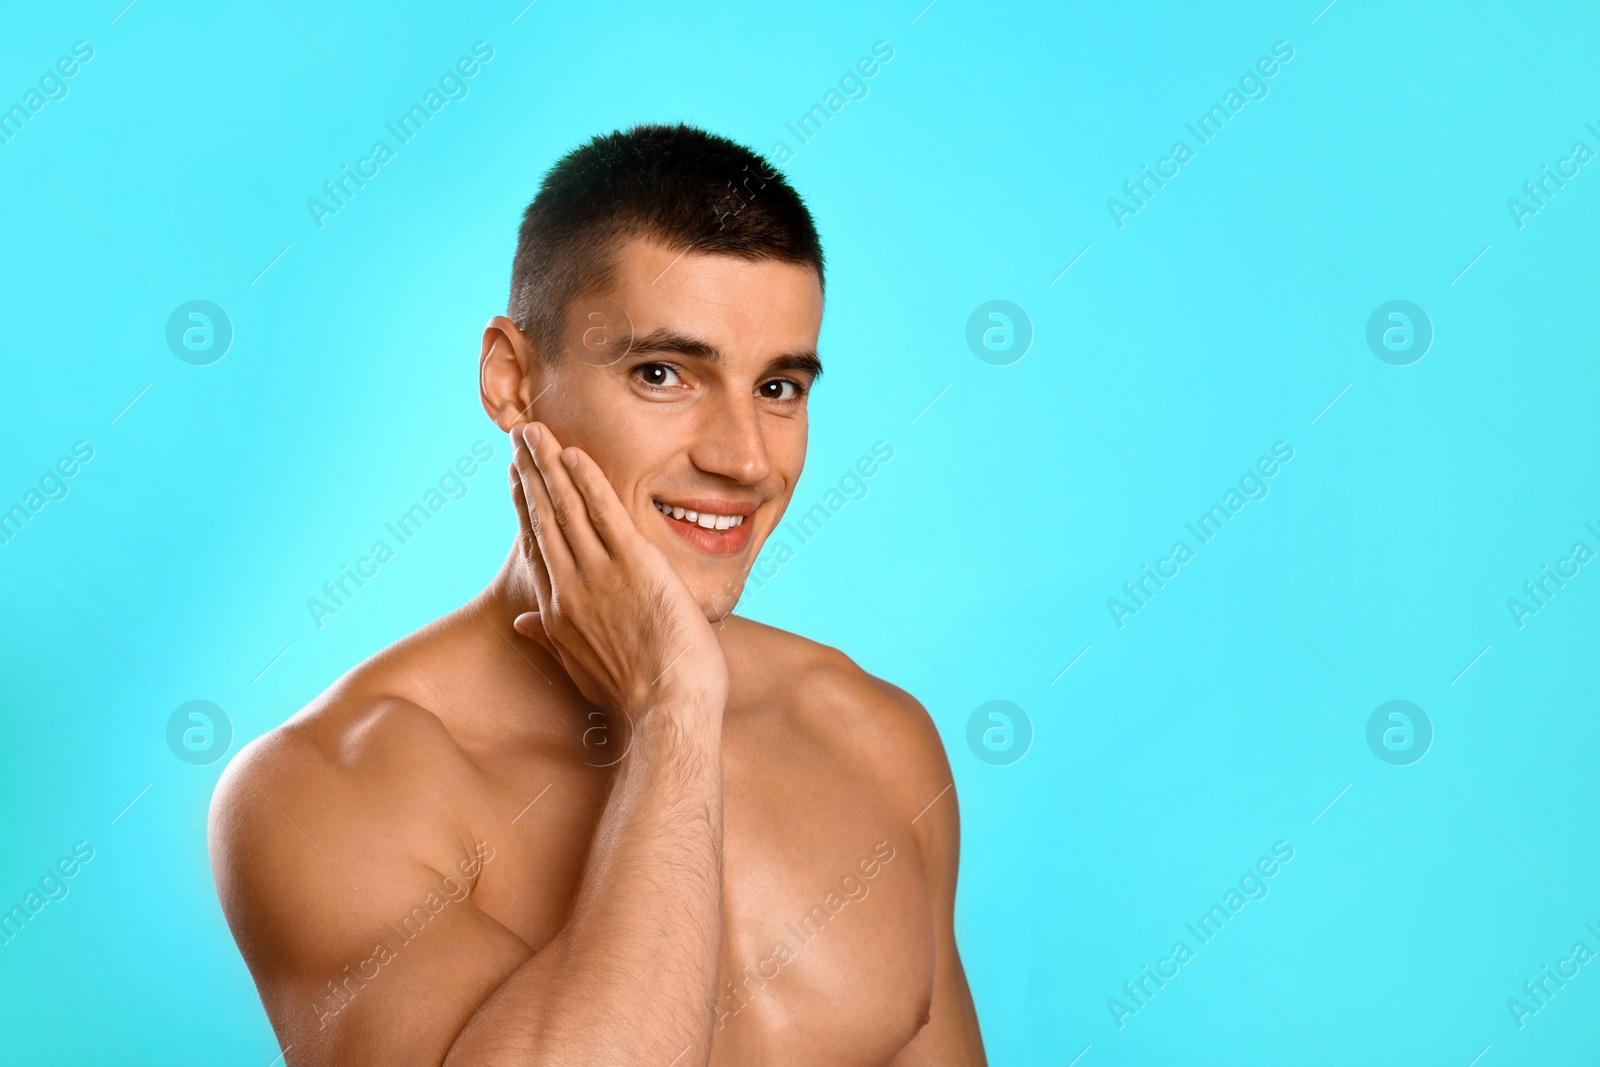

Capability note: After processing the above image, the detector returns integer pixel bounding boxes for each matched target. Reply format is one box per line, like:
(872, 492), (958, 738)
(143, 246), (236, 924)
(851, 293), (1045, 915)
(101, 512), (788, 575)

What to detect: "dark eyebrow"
(627, 327), (823, 380)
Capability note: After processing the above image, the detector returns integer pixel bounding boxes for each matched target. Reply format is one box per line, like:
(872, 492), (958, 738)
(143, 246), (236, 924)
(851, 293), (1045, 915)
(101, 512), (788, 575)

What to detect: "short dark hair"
(509, 123), (825, 361)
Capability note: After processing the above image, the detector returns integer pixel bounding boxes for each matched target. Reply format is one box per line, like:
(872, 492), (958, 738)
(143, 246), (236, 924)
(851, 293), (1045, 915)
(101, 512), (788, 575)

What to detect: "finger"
(510, 607), (565, 676)
(508, 463), (552, 611)
(511, 423), (576, 580)
(560, 446), (641, 559)
(527, 422), (609, 568)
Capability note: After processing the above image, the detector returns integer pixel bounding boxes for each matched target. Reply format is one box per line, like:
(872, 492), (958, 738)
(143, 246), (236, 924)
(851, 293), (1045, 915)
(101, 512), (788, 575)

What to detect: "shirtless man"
(209, 123), (985, 1066)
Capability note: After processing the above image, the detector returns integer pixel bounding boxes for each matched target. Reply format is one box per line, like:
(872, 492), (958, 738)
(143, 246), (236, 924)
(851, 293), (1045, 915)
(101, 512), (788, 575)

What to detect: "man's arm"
(209, 692), (724, 1066)
(842, 671), (987, 1065)
(211, 422), (732, 1066)
(893, 729), (985, 1065)
(444, 702), (724, 1064)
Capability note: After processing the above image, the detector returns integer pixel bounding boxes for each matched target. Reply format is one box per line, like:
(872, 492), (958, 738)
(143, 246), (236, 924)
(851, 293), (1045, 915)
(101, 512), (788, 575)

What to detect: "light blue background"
(2, 1), (1597, 1063)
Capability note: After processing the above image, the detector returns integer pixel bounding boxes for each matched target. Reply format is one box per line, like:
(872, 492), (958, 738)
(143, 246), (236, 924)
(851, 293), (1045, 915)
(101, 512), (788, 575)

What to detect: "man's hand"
(507, 421), (730, 720)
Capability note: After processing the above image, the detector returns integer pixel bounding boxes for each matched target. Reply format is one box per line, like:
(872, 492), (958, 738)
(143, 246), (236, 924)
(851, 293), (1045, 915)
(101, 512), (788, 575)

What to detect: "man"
(210, 123), (985, 1066)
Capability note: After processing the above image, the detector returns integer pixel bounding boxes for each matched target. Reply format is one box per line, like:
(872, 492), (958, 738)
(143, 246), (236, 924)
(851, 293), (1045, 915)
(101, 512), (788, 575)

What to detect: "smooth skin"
(209, 236), (985, 1066)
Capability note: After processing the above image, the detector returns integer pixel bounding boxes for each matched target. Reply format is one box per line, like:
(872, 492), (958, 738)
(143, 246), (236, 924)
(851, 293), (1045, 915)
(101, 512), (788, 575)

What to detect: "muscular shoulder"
(208, 684), (487, 967)
(726, 614), (955, 831)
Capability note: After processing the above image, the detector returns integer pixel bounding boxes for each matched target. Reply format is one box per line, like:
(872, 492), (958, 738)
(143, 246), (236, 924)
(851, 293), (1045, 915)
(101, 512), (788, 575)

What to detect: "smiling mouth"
(650, 498), (755, 557)
(651, 500), (747, 530)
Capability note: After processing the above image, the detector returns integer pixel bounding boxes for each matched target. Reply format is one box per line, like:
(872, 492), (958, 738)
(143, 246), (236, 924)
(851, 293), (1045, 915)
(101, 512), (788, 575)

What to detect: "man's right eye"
(633, 363), (683, 390)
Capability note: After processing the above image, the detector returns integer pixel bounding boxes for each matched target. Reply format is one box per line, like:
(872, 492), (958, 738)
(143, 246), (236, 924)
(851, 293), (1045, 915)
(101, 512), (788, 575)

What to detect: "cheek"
(767, 422), (808, 488)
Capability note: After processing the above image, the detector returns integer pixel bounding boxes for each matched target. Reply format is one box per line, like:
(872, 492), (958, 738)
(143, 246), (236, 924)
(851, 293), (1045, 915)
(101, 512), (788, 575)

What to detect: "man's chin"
(686, 569), (750, 622)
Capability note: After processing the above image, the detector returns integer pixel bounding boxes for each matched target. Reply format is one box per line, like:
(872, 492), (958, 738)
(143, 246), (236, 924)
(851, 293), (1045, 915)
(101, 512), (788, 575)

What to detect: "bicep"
(210, 742), (534, 1066)
(261, 894), (534, 1066)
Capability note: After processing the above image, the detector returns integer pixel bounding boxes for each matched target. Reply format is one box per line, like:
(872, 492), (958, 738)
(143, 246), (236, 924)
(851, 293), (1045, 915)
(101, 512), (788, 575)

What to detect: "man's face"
(531, 236), (823, 618)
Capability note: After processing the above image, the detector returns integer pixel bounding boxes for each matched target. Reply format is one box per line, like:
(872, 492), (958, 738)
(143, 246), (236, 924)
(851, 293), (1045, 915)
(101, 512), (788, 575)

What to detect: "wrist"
(637, 690), (724, 743)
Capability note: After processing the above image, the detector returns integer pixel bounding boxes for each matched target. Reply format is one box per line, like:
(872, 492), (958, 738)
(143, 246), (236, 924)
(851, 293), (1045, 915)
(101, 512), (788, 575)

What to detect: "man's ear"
(479, 316), (545, 430)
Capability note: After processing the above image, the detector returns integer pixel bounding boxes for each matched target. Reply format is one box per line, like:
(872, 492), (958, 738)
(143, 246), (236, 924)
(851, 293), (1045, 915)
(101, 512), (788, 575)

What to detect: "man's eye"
(759, 379), (804, 401)
(634, 363), (681, 389)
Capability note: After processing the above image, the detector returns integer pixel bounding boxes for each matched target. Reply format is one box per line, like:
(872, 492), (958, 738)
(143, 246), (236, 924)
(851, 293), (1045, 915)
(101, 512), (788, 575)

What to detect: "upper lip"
(652, 497), (758, 517)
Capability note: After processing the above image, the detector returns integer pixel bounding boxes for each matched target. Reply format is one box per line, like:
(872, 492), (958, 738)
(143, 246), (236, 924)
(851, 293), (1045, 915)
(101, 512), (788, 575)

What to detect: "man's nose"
(689, 392), (772, 486)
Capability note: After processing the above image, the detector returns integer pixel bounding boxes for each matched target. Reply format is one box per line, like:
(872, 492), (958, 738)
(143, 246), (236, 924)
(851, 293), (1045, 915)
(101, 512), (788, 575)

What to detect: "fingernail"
(561, 448), (578, 470)
(523, 424), (541, 447)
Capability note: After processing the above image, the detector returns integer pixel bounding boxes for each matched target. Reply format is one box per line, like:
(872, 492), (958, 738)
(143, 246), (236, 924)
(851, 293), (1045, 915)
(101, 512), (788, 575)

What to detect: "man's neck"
(471, 541), (569, 682)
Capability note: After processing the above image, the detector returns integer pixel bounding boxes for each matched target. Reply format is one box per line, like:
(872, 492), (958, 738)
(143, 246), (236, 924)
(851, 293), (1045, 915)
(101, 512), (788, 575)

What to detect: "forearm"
(445, 701), (724, 1065)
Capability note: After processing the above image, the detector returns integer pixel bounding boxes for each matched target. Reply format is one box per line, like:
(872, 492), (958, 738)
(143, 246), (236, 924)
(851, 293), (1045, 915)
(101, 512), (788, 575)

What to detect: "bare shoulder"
(207, 627), (542, 1061)
(208, 665), (490, 968)
(725, 614), (956, 831)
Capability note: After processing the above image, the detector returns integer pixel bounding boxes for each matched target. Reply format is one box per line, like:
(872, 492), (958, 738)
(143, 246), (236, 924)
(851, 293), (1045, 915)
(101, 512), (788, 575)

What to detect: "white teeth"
(653, 502), (747, 530)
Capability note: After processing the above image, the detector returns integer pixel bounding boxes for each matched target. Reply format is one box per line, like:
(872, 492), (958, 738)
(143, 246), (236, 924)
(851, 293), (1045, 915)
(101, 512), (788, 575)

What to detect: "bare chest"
(711, 742), (937, 1066)
(469, 711), (937, 1065)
